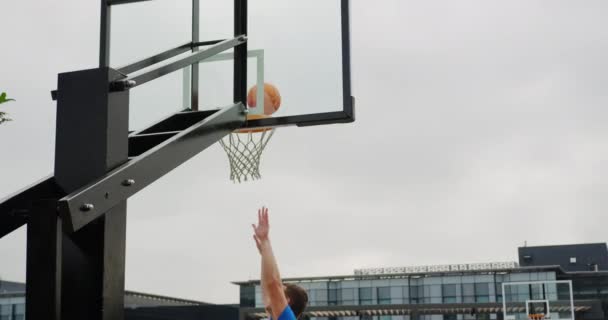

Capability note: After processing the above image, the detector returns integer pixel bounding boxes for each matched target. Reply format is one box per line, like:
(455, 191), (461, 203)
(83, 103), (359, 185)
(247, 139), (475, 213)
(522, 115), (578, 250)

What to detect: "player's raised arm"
(252, 207), (289, 320)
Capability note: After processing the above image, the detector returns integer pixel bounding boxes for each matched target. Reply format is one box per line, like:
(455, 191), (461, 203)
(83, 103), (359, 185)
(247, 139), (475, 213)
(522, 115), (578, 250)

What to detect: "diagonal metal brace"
(0, 176), (63, 239)
(112, 36), (247, 91)
(58, 103), (246, 233)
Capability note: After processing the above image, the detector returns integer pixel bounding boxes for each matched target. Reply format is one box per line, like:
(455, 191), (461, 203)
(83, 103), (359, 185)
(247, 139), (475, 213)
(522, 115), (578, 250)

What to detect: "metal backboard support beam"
(18, 1), (249, 319)
(25, 67), (130, 320)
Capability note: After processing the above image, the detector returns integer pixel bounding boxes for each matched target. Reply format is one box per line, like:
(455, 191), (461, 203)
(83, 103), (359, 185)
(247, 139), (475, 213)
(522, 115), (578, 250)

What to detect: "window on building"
(402, 286), (410, 303)
(442, 284), (458, 303)
(495, 282), (503, 303)
(444, 315), (458, 320)
(240, 285), (256, 307)
(477, 314), (490, 320)
(556, 282), (572, 301)
(315, 289), (329, 305)
(359, 287), (373, 305)
(410, 286), (423, 304)
(328, 289), (339, 305)
(14, 304), (25, 320)
(378, 287), (391, 305)
(462, 284), (475, 303)
(0, 305), (11, 320)
(306, 289), (316, 306)
(530, 284), (544, 300)
(430, 285), (442, 303)
(390, 286), (405, 304)
(475, 283), (490, 303)
(341, 288), (355, 305)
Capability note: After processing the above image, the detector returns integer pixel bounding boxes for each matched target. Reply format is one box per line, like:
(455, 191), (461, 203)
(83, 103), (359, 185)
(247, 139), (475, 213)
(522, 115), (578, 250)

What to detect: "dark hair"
(284, 283), (308, 318)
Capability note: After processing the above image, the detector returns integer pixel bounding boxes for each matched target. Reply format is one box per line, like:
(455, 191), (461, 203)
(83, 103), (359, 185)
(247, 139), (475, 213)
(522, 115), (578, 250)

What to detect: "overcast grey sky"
(1, 0), (607, 304)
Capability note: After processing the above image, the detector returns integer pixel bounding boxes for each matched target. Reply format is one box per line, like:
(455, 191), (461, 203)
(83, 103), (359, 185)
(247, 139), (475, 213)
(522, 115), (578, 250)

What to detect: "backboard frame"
(243, 0), (355, 129)
(502, 280), (575, 320)
(526, 299), (551, 319)
(99, 0), (355, 130)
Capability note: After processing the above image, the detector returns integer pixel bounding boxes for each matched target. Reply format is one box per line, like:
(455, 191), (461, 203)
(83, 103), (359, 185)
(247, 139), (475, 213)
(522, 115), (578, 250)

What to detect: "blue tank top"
(277, 305), (296, 320)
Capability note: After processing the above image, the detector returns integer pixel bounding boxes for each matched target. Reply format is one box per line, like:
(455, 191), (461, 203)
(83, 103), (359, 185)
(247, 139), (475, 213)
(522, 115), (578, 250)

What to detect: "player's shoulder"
(277, 305), (297, 320)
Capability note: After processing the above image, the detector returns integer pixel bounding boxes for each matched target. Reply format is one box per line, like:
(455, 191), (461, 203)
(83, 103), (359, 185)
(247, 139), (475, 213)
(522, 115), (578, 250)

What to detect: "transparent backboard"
(502, 281), (574, 320)
(109, 0), (353, 132)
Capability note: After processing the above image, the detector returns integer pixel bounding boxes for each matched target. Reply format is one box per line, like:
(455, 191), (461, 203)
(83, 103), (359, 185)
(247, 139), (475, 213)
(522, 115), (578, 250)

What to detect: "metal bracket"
(57, 103), (246, 233)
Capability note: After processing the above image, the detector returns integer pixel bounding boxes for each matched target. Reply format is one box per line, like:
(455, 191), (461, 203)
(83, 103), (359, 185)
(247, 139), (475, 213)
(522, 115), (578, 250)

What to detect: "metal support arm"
(58, 103), (246, 233)
(107, 0), (154, 6)
(51, 37), (246, 101)
(113, 36), (247, 91)
(117, 43), (193, 75)
(117, 40), (226, 76)
(0, 176), (63, 239)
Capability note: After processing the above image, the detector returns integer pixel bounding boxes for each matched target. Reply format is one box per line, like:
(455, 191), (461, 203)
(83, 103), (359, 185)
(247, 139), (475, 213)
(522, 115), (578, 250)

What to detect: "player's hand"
(252, 207), (270, 250)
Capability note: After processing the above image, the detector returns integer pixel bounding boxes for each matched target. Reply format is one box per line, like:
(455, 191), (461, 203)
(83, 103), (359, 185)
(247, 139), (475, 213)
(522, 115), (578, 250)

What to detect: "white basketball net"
(220, 129), (275, 183)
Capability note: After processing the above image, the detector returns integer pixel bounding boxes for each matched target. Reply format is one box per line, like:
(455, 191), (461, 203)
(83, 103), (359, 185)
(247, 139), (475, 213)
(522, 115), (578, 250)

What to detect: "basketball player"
(252, 207), (308, 320)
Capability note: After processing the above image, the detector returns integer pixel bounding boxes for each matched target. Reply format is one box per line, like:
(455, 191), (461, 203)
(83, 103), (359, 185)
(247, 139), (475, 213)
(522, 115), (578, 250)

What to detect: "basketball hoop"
(220, 114), (275, 183)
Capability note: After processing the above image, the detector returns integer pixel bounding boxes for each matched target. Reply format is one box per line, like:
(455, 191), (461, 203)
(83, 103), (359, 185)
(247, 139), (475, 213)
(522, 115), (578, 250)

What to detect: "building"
(3, 243), (606, 320)
(0, 280), (237, 320)
(0, 281), (25, 320)
(235, 243), (608, 320)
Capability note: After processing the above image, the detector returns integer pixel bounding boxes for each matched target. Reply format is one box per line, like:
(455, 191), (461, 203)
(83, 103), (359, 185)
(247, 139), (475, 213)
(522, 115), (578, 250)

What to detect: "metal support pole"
(33, 67), (130, 320)
(100, 0), (111, 67)
(192, 0), (200, 110)
(26, 201), (62, 320)
(234, 0), (248, 105)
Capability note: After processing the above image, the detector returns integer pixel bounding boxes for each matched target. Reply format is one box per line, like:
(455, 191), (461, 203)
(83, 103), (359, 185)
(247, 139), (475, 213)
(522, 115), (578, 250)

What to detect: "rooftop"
(233, 265), (565, 285)
(0, 280), (209, 307)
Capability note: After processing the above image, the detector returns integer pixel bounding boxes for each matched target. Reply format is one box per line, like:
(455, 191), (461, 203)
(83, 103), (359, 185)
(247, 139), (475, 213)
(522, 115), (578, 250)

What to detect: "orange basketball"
(247, 83), (281, 115)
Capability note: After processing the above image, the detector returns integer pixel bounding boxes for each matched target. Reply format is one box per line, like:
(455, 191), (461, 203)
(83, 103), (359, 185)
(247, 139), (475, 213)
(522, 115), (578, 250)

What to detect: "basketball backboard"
(502, 281), (574, 320)
(108, 0), (354, 132)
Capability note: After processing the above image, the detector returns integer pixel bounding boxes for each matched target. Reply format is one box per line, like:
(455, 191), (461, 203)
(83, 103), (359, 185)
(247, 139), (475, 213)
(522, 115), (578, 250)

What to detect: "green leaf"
(0, 92), (15, 104)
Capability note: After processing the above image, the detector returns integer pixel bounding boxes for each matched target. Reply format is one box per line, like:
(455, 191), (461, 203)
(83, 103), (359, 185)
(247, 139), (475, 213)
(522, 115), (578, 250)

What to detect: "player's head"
(284, 283), (308, 319)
